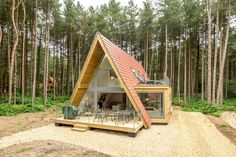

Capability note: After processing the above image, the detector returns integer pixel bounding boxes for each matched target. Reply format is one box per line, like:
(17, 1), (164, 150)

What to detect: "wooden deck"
(54, 116), (144, 135)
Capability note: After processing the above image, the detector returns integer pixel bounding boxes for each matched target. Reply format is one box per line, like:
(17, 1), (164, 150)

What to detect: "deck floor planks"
(54, 116), (143, 133)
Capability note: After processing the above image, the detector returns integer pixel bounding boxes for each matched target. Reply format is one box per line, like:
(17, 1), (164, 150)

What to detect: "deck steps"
(71, 128), (88, 132)
(71, 124), (89, 132)
(74, 124), (89, 129)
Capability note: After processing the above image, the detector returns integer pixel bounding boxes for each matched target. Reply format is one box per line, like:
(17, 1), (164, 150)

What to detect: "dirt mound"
(208, 115), (236, 145)
(221, 112), (236, 129)
(0, 140), (110, 157)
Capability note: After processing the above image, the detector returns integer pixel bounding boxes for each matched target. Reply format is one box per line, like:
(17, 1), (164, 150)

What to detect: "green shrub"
(0, 104), (14, 116)
(0, 95), (70, 116)
(0, 104), (30, 116)
(219, 99), (236, 111)
(182, 99), (213, 115)
(181, 97), (236, 117)
(11, 105), (27, 114)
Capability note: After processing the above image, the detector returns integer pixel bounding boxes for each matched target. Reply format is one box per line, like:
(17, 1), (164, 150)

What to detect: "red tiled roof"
(100, 34), (152, 126)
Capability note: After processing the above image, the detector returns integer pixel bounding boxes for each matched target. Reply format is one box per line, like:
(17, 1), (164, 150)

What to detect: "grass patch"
(18, 146), (31, 153)
(220, 124), (228, 128)
(180, 97), (236, 117)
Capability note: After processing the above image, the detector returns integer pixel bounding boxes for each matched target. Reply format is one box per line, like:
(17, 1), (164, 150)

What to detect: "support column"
(94, 71), (98, 113)
(94, 91), (98, 113)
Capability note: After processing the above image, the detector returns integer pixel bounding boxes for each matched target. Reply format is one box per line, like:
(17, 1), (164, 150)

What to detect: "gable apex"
(69, 33), (152, 127)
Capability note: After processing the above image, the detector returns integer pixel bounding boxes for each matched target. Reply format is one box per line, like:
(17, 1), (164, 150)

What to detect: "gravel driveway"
(0, 108), (236, 157)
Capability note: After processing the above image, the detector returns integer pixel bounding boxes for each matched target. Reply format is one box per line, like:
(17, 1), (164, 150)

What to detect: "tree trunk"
(25, 25), (28, 95)
(212, 0), (219, 104)
(9, 0), (19, 104)
(7, 28), (11, 97)
(70, 31), (74, 90)
(31, 0), (38, 109)
(218, 27), (223, 104)
(78, 35), (81, 76)
(145, 27), (149, 74)
(184, 31), (187, 102)
(170, 39), (173, 86)
(53, 38), (56, 101)
(172, 40), (176, 93)
(56, 43), (60, 94)
(164, 24), (168, 77)
(0, 26), (2, 95)
(207, 0), (212, 104)
(60, 40), (64, 95)
(216, 9), (230, 105)
(21, 0), (26, 105)
(29, 15), (34, 95)
(13, 47), (17, 105)
(201, 47), (205, 100)
(225, 55), (229, 99)
(177, 35), (181, 103)
(149, 44), (155, 78)
(195, 33), (200, 95)
(13, 4), (19, 105)
(188, 38), (191, 99)
(43, 1), (50, 106)
(75, 34), (81, 79)
(0, 26), (2, 47)
(67, 31), (70, 95)
(36, 29), (42, 95)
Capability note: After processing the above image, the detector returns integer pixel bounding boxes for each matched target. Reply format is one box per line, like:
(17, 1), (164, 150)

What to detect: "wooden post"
(94, 71), (98, 113)
(94, 91), (98, 113)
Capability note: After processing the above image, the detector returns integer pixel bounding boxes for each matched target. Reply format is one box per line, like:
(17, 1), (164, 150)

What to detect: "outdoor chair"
(93, 111), (108, 123)
(119, 110), (134, 125)
(62, 105), (78, 119)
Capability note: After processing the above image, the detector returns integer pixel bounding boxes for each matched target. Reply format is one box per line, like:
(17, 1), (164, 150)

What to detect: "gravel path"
(0, 108), (236, 157)
(221, 112), (236, 129)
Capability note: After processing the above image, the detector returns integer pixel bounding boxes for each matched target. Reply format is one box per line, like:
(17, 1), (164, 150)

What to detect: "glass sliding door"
(138, 92), (164, 118)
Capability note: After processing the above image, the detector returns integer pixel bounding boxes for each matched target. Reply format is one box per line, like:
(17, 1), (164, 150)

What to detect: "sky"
(63, 0), (144, 8)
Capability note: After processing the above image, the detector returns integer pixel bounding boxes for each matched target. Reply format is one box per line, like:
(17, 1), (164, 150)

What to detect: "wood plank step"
(71, 128), (88, 132)
(73, 124), (89, 129)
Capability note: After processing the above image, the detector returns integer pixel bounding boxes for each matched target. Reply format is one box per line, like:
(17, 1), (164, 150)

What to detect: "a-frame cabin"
(55, 33), (172, 136)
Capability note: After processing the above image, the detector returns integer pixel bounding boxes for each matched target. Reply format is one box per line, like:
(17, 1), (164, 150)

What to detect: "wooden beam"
(135, 86), (170, 91)
(69, 33), (104, 106)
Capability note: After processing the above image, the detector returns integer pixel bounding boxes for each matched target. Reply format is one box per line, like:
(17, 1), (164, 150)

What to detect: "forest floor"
(0, 108), (56, 138)
(208, 112), (236, 145)
(0, 107), (236, 157)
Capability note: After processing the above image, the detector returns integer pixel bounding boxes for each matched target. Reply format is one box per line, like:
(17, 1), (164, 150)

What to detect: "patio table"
(107, 111), (117, 121)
